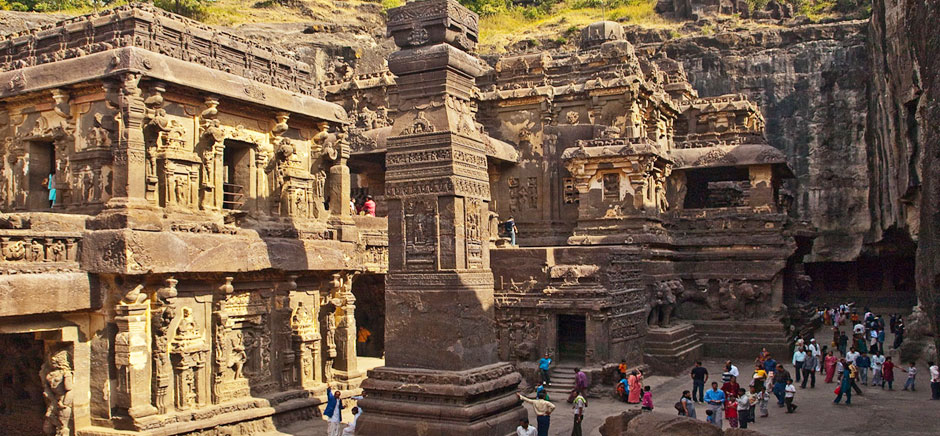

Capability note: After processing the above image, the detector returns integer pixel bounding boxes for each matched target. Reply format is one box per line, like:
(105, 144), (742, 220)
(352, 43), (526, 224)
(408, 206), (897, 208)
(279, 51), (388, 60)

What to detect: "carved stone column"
(331, 272), (359, 381)
(114, 298), (156, 418)
(358, 2), (524, 434)
(328, 129), (351, 219)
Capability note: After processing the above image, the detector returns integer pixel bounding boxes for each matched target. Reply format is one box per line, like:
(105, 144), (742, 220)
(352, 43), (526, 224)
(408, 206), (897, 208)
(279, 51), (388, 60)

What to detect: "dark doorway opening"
(28, 141), (55, 210)
(352, 274), (385, 358)
(557, 314), (586, 362)
(222, 140), (251, 210)
(0, 333), (45, 435)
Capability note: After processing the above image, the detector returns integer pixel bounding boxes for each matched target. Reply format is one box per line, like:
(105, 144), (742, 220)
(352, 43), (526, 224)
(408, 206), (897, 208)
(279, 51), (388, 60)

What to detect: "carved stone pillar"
(114, 301), (156, 418)
(328, 129), (351, 219)
(290, 301), (321, 389)
(358, 2), (525, 434)
(331, 272), (359, 380)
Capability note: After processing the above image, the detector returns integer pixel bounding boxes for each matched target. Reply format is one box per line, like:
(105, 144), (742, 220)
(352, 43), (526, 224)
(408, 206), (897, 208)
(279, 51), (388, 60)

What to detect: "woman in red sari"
(627, 370), (643, 403)
(824, 351), (838, 383)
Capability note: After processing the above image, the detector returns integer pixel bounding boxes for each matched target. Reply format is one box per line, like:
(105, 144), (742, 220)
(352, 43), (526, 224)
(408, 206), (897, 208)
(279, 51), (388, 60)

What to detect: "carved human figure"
(40, 348), (73, 436)
(228, 331), (247, 381)
(565, 111), (579, 124)
(29, 238), (44, 262)
(321, 304), (337, 381)
(174, 176), (187, 205)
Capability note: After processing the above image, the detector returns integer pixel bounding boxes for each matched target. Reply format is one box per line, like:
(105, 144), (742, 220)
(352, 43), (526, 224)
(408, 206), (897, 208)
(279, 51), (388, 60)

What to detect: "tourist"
(824, 351), (838, 384)
(573, 368), (588, 396)
(736, 388), (751, 428)
(725, 391), (739, 428)
(838, 331), (849, 356)
(808, 339), (821, 362)
(516, 418), (537, 436)
(690, 361), (708, 402)
(834, 359), (853, 405)
(784, 378), (797, 413)
(847, 359), (863, 395)
(772, 364), (790, 407)
(871, 351), (885, 386)
(571, 390), (587, 436)
(678, 390), (696, 418)
(721, 375), (740, 399)
(726, 360), (740, 378)
(752, 363), (767, 391)
(538, 353), (552, 385)
(846, 346), (859, 364)
(349, 197), (357, 215)
(890, 313), (898, 333)
(756, 383), (770, 418)
(763, 355), (778, 374)
(616, 377), (628, 402)
(628, 370), (644, 403)
(705, 409), (716, 426)
(504, 216), (518, 246)
(856, 352), (871, 385)
(536, 382), (550, 401)
(792, 346), (806, 383)
(893, 318), (905, 349)
(325, 387), (344, 436)
(929, 361), (940, 400)
(517, 392), (555, 436)
(356, 326), (371, 355)
(853, 319), (864, 336)
(618, 359), (628, 381)
(361, 195), (376, 217)
(801, 350), (818, 388)
(704, 381), (725, 427)
(641, 386), (653, 412)
(341, 406), (361, 435)
(43, 172), (56, 208)
(877, 327), (886, 351)
(746, 385), (758, 423)
(902, 361), (918, 391)
(883, 356), (896, 390)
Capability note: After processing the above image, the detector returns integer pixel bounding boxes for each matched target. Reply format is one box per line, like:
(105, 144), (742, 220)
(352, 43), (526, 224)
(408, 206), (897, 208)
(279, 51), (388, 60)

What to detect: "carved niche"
(169, 307), (208, 411)
(465, 198), (485, 268)
(404, 197), (438, 270)
(290, 301), (321, 389)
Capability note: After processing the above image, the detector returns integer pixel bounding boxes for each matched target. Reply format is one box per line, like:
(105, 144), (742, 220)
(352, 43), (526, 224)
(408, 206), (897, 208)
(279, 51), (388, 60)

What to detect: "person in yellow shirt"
(356, 326), (371, 355)
(518, 392), (555, 436)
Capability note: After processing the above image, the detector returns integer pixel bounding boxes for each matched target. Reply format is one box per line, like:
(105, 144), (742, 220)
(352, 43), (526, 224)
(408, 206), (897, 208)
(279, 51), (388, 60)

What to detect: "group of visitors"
(350, 195), (376, 216)
(515, 302), (939, 434)
(323, 386), (363, 436)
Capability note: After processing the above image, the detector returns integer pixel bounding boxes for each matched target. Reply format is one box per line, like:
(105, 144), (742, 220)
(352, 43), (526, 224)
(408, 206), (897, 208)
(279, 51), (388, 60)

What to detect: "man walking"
(704, 382), (725, 428)
(772, 364), (790, 407)
(792, 347), (806, 383)
(516, 418), (537, 436)
(856, 352), (871, 385)
(929, 361), (940, 400)
(538, 353), (552, 385)
(571, 391), (587, 436)
(504, 216), (518, 246)
(574, 368), (589, 396)
(690, 361), (708, 403)
(518, 392), (555, 436)
(801, 351), (818, 388)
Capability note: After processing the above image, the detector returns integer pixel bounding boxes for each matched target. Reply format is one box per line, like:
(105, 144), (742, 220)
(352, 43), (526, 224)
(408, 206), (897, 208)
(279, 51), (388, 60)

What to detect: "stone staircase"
(544, 362), (581, 399)
(643, 323), (704, 375)
(691, 319), (790, 360)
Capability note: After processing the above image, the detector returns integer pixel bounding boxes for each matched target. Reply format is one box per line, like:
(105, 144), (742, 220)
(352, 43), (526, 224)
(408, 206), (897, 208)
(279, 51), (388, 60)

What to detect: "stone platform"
(691, 320), (789, 360)
(642, 323), (703, 375)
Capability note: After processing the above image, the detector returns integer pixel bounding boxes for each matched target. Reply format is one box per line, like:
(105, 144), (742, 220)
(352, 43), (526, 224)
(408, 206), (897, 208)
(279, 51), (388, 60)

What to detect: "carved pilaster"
(115, 296), (157, 418)
(104, 73), (148, 204)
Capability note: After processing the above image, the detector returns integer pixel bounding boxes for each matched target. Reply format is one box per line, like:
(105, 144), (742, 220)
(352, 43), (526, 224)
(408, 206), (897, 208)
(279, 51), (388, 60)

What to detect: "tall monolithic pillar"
(357, 1), (525, 434)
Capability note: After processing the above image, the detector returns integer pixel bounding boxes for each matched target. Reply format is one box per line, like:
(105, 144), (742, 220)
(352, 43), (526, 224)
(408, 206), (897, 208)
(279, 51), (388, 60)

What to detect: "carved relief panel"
(404, 197), (438, 270)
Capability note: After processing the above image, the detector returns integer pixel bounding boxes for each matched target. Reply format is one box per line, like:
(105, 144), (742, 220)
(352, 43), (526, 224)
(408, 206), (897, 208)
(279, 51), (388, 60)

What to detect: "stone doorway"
(222, 140), (252, 210)
(557, 314), (586, 362)
(0, 333), (45, 435)
(352, 273), (385, 358)
(27, 141), (55, 210)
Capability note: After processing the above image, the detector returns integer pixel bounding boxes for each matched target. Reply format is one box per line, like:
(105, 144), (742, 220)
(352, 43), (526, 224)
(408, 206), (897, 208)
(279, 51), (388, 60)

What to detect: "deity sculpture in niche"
(320, 303), (337, 382)
(152, 302), (175, 414)
(170, 307), (208, 411)
(40, 347), (73, 436)
(291, 302), (319, 387)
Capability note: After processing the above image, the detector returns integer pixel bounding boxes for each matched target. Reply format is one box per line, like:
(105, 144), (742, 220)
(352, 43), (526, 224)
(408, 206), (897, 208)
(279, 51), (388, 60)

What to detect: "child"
(705, 409), (715, 425)
(724, 392), (739, 428)
(641, 386), (653, 411)
(536, 382), (550, 401)
(756, 386), (769, 417)
(784, 379), (797, 413)
(678, 390), (695, 418)
(616, 377), (628, 402)
(902, 361), (917, 391)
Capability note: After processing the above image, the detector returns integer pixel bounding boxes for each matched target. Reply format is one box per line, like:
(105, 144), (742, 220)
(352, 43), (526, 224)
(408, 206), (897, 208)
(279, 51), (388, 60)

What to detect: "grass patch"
(478, 0), (676, 53)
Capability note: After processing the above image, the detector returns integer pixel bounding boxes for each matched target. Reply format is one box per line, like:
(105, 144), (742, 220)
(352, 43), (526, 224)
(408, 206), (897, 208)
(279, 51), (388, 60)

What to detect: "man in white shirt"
(846, 347), (860, 364)
(929, 361), (940, 400)
(342, 407), (362, 435)
(516, 418), (537, 436)
(870, 352), (886, 386)
(853, 323), (865, 335)
(725, 360), (740, 378)
(807, 339), (821, 370)
(784, 379), (797, 413)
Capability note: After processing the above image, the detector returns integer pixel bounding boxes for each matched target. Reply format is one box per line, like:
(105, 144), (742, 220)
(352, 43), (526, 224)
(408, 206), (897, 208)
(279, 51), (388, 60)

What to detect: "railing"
(222, 183), (245, 210)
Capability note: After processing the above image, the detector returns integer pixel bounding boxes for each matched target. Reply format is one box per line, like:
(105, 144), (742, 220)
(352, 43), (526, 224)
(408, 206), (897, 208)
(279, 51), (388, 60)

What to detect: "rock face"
(599, 411), (767, 436)
(656, 20), (873, 262)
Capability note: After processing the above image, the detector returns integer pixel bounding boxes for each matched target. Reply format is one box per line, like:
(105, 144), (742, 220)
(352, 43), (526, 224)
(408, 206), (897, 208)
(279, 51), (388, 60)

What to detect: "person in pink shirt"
(641, 386), (654, 411)
(361, 195), (376, 216)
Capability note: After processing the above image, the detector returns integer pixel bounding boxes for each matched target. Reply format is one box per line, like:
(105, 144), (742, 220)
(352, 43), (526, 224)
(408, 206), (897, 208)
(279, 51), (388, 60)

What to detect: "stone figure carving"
(320, 304), (337, 382)
(566, 111), (580, 124)
(40, 347), (73, 436)
(228, 331), (247, 381)
(170, 306), (207, 410)
(400, 111), (434, 135)
(86, 113), (112, 148)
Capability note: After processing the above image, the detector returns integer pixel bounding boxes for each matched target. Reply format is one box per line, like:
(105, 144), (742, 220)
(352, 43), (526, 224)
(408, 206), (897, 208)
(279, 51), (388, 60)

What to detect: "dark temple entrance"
(557, 314), (586, 362)
(0, 333), (45, 435)
(352, 274), (385, 358)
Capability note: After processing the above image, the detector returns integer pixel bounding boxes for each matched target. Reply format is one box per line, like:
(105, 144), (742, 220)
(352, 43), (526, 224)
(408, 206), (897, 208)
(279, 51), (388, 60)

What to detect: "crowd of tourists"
(517, 303), (940, 435)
